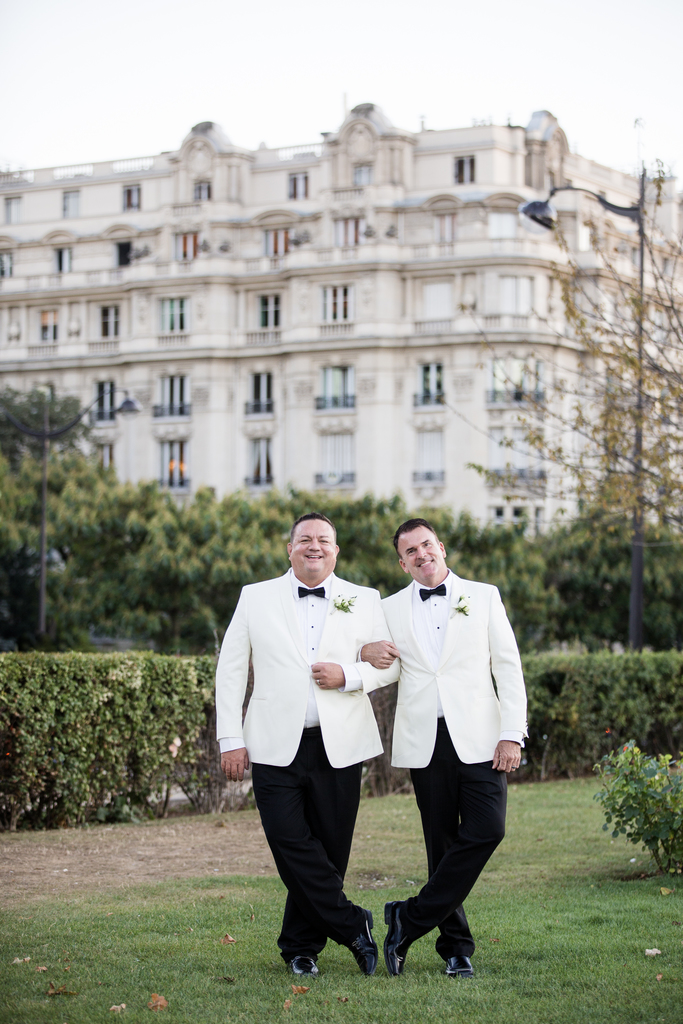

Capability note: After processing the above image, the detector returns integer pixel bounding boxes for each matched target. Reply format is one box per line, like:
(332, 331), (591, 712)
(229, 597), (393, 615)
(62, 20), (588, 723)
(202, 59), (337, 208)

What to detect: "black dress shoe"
(445, 955), (474, 978)
(288, 956), (319, 976)
(384, 900), (411, 976)
(349, 909), (378, 975)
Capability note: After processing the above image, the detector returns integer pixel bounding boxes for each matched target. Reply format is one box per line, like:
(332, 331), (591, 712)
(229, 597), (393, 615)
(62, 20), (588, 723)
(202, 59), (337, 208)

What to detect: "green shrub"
(0, 652), (207, 830)
(594, 740), (683, 874)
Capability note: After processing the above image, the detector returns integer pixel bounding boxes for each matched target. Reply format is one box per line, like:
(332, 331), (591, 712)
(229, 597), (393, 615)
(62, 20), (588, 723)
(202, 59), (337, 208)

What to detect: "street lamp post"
(1, 390), (140, 638)
(519, 170), (647, 649)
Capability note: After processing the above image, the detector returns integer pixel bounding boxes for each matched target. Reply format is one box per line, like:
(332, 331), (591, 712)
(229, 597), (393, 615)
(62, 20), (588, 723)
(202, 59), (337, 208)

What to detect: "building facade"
(1, 105), (678, 524)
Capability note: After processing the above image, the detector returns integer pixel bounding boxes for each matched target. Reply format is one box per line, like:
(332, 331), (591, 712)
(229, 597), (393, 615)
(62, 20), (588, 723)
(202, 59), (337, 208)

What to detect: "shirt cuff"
(499, 730), (524, 747)
(339, 663), (363, 691)
(219, 737), (245, 753)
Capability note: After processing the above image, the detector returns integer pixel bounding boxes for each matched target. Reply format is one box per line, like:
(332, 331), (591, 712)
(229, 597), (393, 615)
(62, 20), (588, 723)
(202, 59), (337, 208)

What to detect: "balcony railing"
(92, 409), (116, 424)
(160, 478), (191, 490)
(319, 322), (354, 338)
(315, 395), (356, 410)
(414, 392), (446, 407)
(486, 389), (545, 405)
(488, 468), (546, 482)
(245, 475), (273, 487)
(28, 344), (58, 359)
(88, 340), (119, 355)
(315, 472), (356, 487)
(153, 403), (192, 418)
(413, 470), (445, 484)
(414, 320), (453, 335)
(157, 334), (189, 347)
(245, 400), (274, 415)
(246, 330), (281, 345)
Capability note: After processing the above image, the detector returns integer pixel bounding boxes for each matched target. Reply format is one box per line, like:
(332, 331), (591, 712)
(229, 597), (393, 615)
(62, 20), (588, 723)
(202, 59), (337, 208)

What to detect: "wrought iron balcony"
(153, 403), (192, 418)
(413, 470), (445, 484)
(245, 474), (273, 486)
(486, 389), (545, 405)
(315, 395), (356, 410)
(315, 472), (356, 486)
(91, 408), (116, 423)
(245, 400), (274, 415)
(413, 392), (446, 407)
(488, 468), (546, 481)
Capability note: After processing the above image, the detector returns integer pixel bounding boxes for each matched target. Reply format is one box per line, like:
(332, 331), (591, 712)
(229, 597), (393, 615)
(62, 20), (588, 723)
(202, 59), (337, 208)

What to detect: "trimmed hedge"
(2, 650), (683, 829)
(0, 653), (212, 830)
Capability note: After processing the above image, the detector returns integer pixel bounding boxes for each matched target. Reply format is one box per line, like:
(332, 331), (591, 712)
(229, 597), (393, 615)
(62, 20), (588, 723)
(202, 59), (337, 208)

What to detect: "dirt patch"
(0, 811), (276, 905)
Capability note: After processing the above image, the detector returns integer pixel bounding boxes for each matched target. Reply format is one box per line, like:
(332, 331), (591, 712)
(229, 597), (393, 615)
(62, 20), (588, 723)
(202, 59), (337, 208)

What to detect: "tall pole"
(38, 402), (49, 636)
(628, 166), (646, 650)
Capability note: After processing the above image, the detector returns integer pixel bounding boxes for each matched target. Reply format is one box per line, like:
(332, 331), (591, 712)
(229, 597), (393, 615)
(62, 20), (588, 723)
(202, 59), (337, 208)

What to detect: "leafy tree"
(0, 386), (90, 471)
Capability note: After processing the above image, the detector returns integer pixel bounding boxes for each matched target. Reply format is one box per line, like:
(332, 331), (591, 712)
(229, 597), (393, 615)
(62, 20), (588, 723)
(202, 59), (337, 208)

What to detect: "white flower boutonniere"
(452, 595), (470, 617)
(333, 596), (356, 614)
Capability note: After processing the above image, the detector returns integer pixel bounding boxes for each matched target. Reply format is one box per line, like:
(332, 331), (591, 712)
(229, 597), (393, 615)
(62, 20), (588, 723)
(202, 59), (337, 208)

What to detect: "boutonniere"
(332, 596), (356, 614)
(452, 595), (470, 617)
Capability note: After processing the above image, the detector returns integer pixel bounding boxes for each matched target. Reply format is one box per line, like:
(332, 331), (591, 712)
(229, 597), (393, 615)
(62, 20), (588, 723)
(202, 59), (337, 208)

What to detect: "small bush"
(594, 740), (683, 874)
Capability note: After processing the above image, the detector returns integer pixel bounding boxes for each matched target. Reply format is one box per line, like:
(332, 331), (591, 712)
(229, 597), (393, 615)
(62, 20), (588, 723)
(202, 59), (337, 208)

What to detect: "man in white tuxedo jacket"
(362, 518), (527, 978)
(216, 512), (399, 977)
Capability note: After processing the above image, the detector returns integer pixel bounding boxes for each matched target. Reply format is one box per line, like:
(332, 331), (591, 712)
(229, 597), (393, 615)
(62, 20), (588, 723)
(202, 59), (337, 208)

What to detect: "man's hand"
(492, 740), (521, 773)
(360, 641), (400, 669)
(221, 747), (249, 781)
(311, 662), (346, 689)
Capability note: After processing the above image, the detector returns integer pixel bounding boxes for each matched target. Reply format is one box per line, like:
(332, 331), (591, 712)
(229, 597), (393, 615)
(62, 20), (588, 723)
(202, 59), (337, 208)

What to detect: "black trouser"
(404, 718), (507, 959)
(251, 727), (365, 962)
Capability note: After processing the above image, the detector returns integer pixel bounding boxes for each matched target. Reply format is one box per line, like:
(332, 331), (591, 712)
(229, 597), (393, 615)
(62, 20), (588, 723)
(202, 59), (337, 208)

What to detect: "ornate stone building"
(1, 105), (676, 525)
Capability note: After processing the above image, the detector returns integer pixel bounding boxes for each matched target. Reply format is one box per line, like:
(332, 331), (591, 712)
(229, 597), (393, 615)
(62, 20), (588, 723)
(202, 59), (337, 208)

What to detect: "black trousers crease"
(251, 727), (365, 961)
(405, 718), (507, 959)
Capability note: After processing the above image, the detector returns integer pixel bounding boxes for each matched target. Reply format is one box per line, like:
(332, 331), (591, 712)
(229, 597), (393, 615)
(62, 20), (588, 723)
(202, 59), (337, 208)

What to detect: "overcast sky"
(2, 0), (681, 182)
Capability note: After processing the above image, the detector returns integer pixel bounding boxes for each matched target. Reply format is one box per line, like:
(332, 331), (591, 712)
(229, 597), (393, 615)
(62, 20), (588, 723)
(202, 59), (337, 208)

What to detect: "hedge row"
(2, 651), (683, 829)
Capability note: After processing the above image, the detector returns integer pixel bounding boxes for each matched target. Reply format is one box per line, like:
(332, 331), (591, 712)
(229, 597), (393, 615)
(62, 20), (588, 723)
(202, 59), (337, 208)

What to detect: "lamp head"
(117, 393), (142, 416)
(518, 199), (557, 234)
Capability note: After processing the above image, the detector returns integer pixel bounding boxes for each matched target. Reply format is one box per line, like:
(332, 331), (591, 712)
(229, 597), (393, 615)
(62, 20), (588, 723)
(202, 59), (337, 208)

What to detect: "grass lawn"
(1, 778), (681, 1024)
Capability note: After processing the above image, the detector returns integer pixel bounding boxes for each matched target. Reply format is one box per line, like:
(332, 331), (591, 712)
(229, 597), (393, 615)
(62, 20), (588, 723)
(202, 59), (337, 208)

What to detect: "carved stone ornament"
(294, 380), (314, 400)
(188, 142), (212, 177)
(315, 417), (356, 435)
(67, 319), (81, 338)
(243, 419), (275, 440)
(452, 374), (474, 400)
(192, 386), (209, 407)
(358, 376), (376, 395)
(348, 125), (374, 161)
(152, 425), (192, 442)
(7, 321), (20, 342)
(411, 412), (446, 430)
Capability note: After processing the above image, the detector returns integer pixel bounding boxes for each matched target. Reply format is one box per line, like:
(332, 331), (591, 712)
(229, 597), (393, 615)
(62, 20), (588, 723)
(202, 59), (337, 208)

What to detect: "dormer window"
(454, 156), (475, 184)
(353, 165), (373, 186)
(194, 181), (211, 201)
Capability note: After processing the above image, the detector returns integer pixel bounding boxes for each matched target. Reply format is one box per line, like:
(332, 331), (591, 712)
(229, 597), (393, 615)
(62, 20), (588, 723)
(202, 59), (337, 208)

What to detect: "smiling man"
(362, 518), (527, 979)
(215, 512), (399, 977)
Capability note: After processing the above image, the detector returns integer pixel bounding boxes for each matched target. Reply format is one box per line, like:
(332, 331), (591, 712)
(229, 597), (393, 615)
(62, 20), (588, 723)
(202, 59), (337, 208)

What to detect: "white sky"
(1, 0), (681, 183)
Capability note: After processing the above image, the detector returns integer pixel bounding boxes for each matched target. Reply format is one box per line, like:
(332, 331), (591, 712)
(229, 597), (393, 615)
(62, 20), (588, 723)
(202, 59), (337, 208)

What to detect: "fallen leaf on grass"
(217, 976), (235, 983)
(338, 996), (349, 1003)
(148, 993), (168, 1011)
(489, 938), (500, 943)
(220, 934), (236, 944)
(284, 999), (292, 1010)
(47, 982), (78, 996)
(660, 887), (674, 896)
(645, 949), (662, 956)
(36, 966), (47, 972)
(656, 974), (663, 982)
(291, 984), (310, 994)
(215, 821), (226, 828)
(673, 921), (681, 926)
(106, 912), (113, 917)
(12, 957), (30, 964)
(110, 1004), (127, 1012)
(64, 966), (70, 971)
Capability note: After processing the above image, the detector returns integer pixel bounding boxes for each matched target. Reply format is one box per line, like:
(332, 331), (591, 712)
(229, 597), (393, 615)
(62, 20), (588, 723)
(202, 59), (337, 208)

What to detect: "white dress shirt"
(411, 570), (523, 745)
(219, 569), (361, 753)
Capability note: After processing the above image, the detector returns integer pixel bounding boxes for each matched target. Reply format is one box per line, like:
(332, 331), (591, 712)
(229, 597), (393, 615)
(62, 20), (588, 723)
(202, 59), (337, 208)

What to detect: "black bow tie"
(298, 586), (326, 599)
(419, 583), (448, 601)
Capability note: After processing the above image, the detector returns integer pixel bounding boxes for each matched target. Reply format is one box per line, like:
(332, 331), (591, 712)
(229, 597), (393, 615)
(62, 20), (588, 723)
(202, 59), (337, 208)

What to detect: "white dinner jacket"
(215, 572), (399, 769)
(382, 575), (527, 767)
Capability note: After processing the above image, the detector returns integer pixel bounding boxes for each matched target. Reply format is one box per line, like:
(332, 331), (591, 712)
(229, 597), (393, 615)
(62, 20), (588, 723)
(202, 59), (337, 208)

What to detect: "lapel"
(437, 573), (468, 669)
(317, 573), (344, 661)
(278, 571), (309, 665)
(399, 582), (433, 672)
